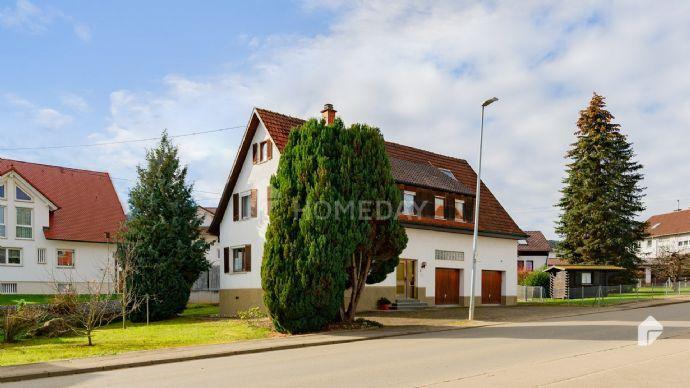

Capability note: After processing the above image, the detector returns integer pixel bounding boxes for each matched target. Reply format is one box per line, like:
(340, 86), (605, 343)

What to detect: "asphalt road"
(8, 303), (690, 388)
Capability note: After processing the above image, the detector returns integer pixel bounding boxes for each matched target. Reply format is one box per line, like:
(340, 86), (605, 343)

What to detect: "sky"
(1, 0), (689, 239)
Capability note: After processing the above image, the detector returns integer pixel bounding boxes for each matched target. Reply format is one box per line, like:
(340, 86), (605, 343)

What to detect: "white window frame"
(0, 205), (6, 238)
(240, 191), (251, 220)
(0, 247), (23, 266)
(403, 191), (416, 216)
(15, 207), (33, 240)
(434, 196), (445, 220)
(581, 272), (592, 285)
(56, 249), (76, 268)
(232, 246), (245, 273)
(14, 185), (32, 202)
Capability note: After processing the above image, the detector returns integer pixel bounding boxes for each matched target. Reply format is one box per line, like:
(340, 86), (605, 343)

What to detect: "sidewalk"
(2, 295), (689, 383)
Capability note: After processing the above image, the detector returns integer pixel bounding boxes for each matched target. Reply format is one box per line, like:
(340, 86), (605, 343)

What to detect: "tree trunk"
(345, 252), (371, 322)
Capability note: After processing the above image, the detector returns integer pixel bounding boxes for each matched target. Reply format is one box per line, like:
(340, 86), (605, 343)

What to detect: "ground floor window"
(233, 247), (245, 272)
(57, 249), (75, 267)
(581, 272), (592, 285)
(517, 260), (524, 271)
(0, 247), (22, 265)
(526, 260), (534, 271)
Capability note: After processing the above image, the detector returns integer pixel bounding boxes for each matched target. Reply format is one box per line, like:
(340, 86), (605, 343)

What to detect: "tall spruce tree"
(340, 124), (408, 321)
(262, 118), (351, 333)
(123, 132), (210, 322)
(556, 93), (646, 274)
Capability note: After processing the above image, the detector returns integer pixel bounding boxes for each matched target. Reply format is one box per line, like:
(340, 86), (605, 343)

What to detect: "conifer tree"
(122, 132), (210, 322)
(262, 118), (350, 333)
(556, 93), (646, 274)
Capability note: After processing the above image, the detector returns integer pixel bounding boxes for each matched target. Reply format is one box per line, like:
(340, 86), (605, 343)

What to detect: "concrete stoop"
(393, 299), (429, 311)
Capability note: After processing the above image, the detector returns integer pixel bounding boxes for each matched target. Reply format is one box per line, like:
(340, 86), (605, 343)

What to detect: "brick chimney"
(321, 103), (337, 125)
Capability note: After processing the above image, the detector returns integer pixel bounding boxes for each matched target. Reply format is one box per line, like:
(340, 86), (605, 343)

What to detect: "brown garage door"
(435, 268), (460, 305)
(482, 270), (502, 304)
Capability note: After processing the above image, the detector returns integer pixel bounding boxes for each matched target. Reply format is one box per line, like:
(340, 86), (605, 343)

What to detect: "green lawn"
(520, 286), (690, 307)
(0, 294), (54, 305)
(0, 304), (271, 367)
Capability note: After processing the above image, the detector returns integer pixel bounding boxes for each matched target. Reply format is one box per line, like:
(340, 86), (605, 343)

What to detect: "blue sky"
(2, 1), (690, 239)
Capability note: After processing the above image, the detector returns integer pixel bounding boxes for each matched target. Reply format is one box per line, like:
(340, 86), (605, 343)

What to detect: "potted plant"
(377, 297), (392, 311)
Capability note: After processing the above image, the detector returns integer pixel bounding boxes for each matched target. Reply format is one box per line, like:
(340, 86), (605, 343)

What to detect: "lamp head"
(482, 97), (499, 107)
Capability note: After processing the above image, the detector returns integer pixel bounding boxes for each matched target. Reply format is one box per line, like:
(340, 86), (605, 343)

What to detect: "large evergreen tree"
(556, 93), (646, 273)
(339, 124), (408, 321)
(122, 132), (210, 322)
(262, 118), (351, 333)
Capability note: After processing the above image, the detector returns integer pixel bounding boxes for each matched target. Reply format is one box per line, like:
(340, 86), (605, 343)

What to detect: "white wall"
(399, 228), (518, 298)
(217, 120), (518, 299)
(639, 233), (690, 261)
(0, 175), (115, 294)
(218, 120), (279, 290)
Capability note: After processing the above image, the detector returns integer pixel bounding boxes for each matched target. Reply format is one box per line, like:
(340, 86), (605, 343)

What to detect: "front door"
(396, 259), (417, 299)
(435, 268), (460, 305)
(481, 270), (503, 304)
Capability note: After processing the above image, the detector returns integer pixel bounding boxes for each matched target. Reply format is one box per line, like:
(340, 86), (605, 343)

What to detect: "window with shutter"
(455, 199), (465, 222)
(233, 194), (239, 221)
(250, 189), (257, 218)
(434, 196), (445, 219)
(223, 247), (230, 273)
(252, 143), (258, 164)
(266, 140), (273, 160)
(244, 244), (251, 271)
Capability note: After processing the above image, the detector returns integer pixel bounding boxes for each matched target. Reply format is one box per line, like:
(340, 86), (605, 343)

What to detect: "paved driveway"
(9, 301), (690, 387)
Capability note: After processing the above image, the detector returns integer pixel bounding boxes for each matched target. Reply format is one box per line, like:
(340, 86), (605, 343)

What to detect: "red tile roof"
(0, 159), (125, 243)
(645, 209), (690, 237)
(210, 108), (525, 238)
(518, 231), (552, 253)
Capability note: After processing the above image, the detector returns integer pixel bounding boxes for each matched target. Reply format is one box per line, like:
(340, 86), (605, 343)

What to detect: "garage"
(481, 270), (503, 304)
(435, 268), (461, 305)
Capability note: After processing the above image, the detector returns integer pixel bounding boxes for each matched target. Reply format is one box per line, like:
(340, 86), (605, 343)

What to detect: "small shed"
(545, 265), (625, 299)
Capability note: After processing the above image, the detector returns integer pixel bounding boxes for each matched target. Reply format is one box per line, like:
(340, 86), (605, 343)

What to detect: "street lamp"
(468, 97), (498, 321)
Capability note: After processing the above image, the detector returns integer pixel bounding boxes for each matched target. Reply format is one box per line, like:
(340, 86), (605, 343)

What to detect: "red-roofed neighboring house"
(208, 104), (527, 316)
(0, 159), (125, 295)
(517, 231), (552, 273)
(638, 208), (690, 284)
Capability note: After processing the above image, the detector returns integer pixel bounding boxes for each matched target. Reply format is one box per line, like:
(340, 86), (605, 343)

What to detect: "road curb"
(2, 297), (688, 383)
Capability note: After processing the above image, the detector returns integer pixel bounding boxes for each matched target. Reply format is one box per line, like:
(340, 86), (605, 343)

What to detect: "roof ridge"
(385, 141), (468, 164)
(0, 157), (110, 176)
(254, 107), (307, 123)
(649, 208), (690, 218)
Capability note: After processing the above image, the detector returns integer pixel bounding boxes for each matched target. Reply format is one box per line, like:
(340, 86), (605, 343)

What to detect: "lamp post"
(468, 97), (498, 321)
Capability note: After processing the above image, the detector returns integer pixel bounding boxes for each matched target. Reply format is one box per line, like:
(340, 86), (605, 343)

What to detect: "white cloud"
(0, 0), (91, 41)
(78, 1), (690, 233)
(34, 108), (72, 128)
(61, 93), (89, 112)
(3, 93), (73, 129)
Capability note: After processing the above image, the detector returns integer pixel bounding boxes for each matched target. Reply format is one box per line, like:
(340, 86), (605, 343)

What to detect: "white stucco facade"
(216, 114), (520, 315)
(0, 173), (116, 294)
(638, 233), (690, 284)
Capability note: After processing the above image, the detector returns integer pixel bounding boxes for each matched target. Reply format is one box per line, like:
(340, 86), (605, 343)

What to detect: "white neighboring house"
(0, 159), (125, 295)
(638, 208), (690, 284)
(209, 105), (527, 316)
(190, 206), (220, 303)
(517, 231), (552, 274)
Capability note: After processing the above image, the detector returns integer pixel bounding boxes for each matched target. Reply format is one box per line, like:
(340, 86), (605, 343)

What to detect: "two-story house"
(517, 231), (552, 273)
(209, 105), (527, 316)
(0, 159), (125, 295)
(638, 208), (690, 284)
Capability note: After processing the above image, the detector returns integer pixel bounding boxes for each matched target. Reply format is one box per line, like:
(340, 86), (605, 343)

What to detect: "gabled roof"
(390, 157), (474, 196)
(645, 209), (690, 238)
(209, 108), (525, 238)
(518, 231), (552, 253)
(0, 158), (125, 243)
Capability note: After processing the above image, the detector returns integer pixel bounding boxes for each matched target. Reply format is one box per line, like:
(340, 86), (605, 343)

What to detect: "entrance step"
(392, 299), (428, 311)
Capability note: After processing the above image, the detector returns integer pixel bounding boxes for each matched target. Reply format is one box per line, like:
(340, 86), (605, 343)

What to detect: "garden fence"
(517, 285), (545, 302)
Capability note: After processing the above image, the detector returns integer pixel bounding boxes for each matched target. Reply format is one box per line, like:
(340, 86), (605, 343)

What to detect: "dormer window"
(434, 196), (445, 219)
(15, 186), (31, 201)
(438, 168), (457, 180)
